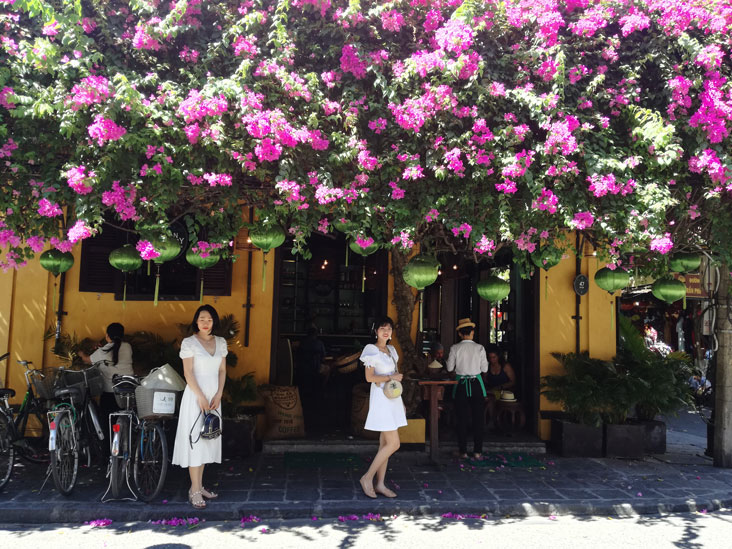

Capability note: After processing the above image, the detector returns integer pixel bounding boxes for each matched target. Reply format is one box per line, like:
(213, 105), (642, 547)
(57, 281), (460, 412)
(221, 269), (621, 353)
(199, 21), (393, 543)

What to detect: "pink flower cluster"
(451, 223), (472, 239)
(381, 10), (404, 32)
(695, 44), (724, 71)
(391, 231), (415, 250)
(65, 165), (95, 195)
(38, 198), (63, 217)
(191, 241), (224, 258)
(423, 8), (444, 32)
(357, 149), (379, 171)
(340, 45), (367, 79)
(587, 173), (636, 197)
(434, 19), (473, 54)
(203, 173), (232, 186)
(69, 76), (113, 110)
(67, 220), (93, 243)
(474, 235), (496, 256)
(177, 90), (228, 123)
(389, 85), (457, 133)
(618, 9), (651, 37)
(543, 116), (579, 155)
(650, 233), (674, 254)
(368, 118), (387, 134)
(0, 87), (15, 109)
(102, 181), (138, 220)
(0, 138), (17, 158)
(571, 211), (595, 230)
(233, 35), (258, 57)
(87, 115), (126, 146)
(667, 76), (692, 120)
(688, 72), (732, 143)
(532, 188), (559, 214)
(356, 235), (374, 249)
(179, 46), (199, 63)
(136, 240), (160, 260)
(689, 149), (731, 190)
(424, 208), (439, 223)
(132, 20), (161, 50)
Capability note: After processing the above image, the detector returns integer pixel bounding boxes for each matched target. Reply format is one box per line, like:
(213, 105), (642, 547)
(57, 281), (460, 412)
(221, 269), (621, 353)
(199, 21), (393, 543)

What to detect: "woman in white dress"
(358, 316), (406, 499)
(172, 305), (227, 509)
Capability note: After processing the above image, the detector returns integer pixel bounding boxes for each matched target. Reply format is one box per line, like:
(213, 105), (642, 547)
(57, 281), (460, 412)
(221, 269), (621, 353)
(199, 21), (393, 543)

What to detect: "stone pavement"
(1, 444), (730, 524)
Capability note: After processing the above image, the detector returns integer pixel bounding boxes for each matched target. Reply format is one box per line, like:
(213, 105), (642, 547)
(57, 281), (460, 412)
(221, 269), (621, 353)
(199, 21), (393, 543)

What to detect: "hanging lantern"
(652, 278), (687, 304)
(40, 249), (74, 312)
(348, 238), (379, 292)
(477, 276), (510, 302)
(333, 218), (354, 266)
(403, 255), (440, 333)
(147, 234), (182, 306)
(594, 267), (629, 294)
(186, 247), (220, 303)
(109, 244), (143, 308)
(531, 247), (561, 300)
(594, 267), (629, 330)
(669, 253), (701, 273)
(249, 225), (286, 292)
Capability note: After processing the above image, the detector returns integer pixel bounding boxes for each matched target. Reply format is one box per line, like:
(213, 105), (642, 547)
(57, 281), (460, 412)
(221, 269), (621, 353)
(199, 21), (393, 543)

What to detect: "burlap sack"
(259, 385), (305, 439)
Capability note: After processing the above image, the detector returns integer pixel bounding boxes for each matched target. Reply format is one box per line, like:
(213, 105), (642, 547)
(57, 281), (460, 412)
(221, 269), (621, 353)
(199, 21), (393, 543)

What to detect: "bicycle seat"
(54, 386), (84, 401)
(0, 388), (15, 398)
(112, 375), (140, 395)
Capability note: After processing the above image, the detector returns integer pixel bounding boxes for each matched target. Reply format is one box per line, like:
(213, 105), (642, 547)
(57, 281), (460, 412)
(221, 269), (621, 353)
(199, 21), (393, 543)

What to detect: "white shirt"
(90, 341), (134, 392)
(446, 340), (488, 376)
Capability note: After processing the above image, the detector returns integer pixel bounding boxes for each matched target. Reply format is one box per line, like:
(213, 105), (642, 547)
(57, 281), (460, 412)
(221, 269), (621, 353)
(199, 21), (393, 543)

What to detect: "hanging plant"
(249, 224), (286, 292)
(108, 244), (143, 308)
(652, 278), (687, 304)
(476, 275), (510, 302)
(402, 255), (440, 333)
(40, 248), (75, 312)
(148, 234), (182, 306)
(185, 247), (220, 303)
(348, 237), (379, 292)
(669, 253), (701, 273)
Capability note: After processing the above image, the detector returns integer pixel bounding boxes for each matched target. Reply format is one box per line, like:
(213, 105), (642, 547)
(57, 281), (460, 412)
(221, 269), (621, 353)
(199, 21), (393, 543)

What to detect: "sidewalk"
(1, 444), (730, 524)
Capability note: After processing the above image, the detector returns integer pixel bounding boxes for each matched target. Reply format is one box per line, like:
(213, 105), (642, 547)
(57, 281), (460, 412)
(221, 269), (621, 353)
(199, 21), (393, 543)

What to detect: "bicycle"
(103, 373), (169, 502)
(47, 365), (105, 495)
(0, 354), (54, 491)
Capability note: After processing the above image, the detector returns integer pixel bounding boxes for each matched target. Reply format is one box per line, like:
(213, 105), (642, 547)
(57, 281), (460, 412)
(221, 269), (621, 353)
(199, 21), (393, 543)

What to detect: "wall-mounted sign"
(573, 274), (589, 296)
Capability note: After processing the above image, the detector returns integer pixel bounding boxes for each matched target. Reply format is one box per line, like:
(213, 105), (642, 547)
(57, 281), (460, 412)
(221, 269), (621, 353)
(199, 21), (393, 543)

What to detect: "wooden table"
(418, 379), (457, 463)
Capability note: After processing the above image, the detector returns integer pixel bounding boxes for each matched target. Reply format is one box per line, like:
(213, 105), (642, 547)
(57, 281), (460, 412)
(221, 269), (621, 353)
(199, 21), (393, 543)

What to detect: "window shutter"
(79, 227), (123, 293)
(201, 259), (232, 296)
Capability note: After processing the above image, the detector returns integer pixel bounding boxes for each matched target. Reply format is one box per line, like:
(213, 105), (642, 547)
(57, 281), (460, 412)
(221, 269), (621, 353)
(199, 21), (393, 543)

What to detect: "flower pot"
(603, 422), (645, 458)
(638, 419), (666, 454)
(222, 414), (256, 458)
(550, 419), (603, 457)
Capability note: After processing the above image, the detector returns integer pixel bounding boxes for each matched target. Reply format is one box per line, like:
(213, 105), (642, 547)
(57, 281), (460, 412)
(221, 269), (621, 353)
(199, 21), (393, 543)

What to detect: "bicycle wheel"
(15, 405), (49, 463)
(132, 422), (168, 502)
(109, 418), (128, 499)
(0, 414), (14, 491)
(50, 413), (79, 496)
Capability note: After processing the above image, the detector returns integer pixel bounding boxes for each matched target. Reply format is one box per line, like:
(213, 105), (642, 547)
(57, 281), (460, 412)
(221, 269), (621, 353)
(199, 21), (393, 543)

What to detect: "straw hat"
(455, 318), (476, 331)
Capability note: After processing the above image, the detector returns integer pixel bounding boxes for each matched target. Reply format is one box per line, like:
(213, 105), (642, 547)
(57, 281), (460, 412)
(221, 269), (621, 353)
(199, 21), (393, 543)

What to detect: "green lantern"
(652, 278), (687, 304)
(40, 249), (74, 276)
(403, 255), (440, 333)
(669, 253), (701, 273)
(594, 267), (629, 294)
(146, 234), (182, 306)
(333, 218), (355, 266)
(531, 247), (562, 300)
(40, 248), (74, 312)
(109, 244), (143, 308)
(594, 267), (629, 330)
(476, 276), (510, 302)
(348, 238), (379, 292)
(186, 247), (221, 303)
(249, 225), (286, 292)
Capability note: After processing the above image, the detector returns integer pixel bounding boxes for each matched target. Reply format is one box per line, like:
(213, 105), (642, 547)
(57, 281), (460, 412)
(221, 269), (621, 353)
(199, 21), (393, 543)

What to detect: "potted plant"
(616, 315), (693, 453)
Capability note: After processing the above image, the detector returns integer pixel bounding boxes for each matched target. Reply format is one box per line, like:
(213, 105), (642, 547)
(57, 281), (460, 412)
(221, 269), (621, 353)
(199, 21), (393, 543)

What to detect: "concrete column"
(714, 269), (732, 467)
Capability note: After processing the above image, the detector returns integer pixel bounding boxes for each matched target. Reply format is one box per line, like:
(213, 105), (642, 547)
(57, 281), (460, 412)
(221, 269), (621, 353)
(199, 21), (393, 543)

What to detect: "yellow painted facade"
(537, 238), (619, 440)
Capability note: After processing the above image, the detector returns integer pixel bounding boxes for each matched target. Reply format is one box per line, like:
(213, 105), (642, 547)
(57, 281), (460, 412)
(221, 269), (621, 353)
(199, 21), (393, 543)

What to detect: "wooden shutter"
(78, 227), (124, 293)
(201, 259), (232, 296)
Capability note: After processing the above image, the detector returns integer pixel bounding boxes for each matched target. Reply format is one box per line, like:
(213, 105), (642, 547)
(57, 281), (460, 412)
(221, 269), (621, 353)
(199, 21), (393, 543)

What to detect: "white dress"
(172, 335), (227, 468)
(360, 344), (408, 432)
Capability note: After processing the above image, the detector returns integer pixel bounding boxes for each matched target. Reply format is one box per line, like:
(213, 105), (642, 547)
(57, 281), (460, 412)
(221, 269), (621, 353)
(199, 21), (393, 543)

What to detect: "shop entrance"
(271, 233), (388, 436)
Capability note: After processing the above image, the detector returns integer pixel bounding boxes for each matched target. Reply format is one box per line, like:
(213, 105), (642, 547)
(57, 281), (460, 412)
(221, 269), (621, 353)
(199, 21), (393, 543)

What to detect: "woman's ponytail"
(106, 322), (125, 365)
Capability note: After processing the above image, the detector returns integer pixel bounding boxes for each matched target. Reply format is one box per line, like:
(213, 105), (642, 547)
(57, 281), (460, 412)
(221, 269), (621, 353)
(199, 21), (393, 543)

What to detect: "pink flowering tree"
(2, 0), (732, 382)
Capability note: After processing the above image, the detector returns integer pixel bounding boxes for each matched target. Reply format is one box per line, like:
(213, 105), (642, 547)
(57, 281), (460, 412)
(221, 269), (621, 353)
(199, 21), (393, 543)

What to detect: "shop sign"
(673, 273), (707, 298)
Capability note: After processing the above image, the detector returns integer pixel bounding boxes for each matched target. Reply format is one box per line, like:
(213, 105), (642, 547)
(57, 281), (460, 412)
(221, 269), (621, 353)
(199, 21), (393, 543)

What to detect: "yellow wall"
(2, 244), (275, 404)
(538, 237), (618, 439)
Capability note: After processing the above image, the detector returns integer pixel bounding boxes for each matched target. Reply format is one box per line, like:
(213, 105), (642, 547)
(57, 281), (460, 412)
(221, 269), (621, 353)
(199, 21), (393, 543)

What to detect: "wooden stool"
(495, 400), (526, 435)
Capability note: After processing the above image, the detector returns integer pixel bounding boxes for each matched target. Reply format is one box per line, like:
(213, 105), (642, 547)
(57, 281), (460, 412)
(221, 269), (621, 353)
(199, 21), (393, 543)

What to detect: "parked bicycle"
(47, 365), (105, 495)
(103, 373), (169, 502)
(0, 355), (54, 491)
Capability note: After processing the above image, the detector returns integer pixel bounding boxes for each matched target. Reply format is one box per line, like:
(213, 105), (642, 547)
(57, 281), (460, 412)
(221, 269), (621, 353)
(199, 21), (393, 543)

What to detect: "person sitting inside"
(484, 344), (516, 396)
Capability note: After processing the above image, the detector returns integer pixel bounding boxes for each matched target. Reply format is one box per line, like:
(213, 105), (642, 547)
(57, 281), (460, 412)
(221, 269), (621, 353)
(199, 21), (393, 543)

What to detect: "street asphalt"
(0, 406), (728, 524)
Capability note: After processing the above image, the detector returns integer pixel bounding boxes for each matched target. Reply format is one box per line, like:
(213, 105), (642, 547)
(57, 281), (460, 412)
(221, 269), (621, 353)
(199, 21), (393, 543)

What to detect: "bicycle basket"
(57, 365), (104, 399)
(135, 386), (180, 419)
(30, 367), (61, 400)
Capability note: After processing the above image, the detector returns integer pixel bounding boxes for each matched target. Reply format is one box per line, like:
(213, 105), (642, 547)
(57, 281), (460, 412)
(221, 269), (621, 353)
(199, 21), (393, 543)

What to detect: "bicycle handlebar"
(0, 352), (8, 362)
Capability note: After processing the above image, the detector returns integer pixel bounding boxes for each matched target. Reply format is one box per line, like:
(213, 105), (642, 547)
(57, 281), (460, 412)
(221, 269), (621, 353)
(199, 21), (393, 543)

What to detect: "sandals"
(201, 486), (219, 499)
(375, 485), (398, 498)
(189, 490), (207, 509)
(359, 477), (377, 499)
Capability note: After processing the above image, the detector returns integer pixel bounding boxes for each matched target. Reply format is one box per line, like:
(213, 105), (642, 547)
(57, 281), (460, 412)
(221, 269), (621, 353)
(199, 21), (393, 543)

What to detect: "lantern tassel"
(545, 274), (548, 301)
(122, 273), (127, 309)
(147, 260), (151, 276)
(153, 265), (160, 306)
(418, 290), (424, 333)
(52, 279), (57, 314)
(262, 253), (267, 292)
(345, 244), (349, 267)
(361, 264), (365, 293)
(199, 273), (204, 303)
(610, 299), (614, 332)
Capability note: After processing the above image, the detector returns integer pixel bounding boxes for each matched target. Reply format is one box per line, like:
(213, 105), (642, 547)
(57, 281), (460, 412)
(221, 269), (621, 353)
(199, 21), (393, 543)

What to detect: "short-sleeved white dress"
(360, 344), (408, 432)
(172, 335), (227, 468)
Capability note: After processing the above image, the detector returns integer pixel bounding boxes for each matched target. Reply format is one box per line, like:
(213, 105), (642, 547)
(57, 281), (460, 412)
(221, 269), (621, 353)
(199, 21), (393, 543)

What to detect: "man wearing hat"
(446, 318), (488, 459)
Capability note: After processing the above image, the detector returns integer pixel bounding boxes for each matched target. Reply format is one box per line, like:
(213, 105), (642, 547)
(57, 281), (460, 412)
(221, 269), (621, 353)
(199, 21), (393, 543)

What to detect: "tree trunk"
(390, 250), (427, 416)
(714, 267), (732, 467)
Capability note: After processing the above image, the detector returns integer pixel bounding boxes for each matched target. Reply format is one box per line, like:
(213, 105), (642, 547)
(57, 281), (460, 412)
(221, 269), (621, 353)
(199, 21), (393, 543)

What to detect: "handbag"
(189, 409), (222, 448)
(383, 352), (403, 399)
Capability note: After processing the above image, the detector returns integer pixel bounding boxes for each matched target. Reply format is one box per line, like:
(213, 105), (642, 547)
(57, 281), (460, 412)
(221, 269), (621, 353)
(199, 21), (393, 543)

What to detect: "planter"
(638, 419), (666, 454)
(604, 422), (645, 458)
(550, 418), (603, 457)
(223, 414), (256, 458)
